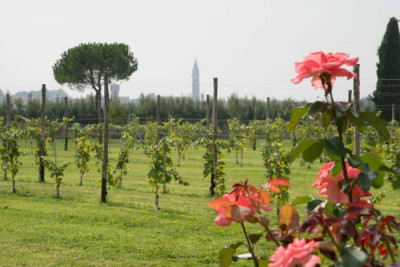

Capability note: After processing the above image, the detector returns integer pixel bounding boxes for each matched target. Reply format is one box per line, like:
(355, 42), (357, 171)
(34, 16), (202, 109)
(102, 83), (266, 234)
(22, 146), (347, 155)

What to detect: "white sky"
(0, 0), (399, 101)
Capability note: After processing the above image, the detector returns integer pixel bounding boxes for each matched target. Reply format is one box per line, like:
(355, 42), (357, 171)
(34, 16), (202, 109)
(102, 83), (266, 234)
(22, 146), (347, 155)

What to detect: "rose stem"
(324, 76), (353, 202)
(241, 222), (259, 267)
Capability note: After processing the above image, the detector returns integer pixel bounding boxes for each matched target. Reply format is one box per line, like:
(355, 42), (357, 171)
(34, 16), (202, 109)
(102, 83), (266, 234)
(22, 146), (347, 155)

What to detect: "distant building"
(192, 60), (200, 101)
(110, 84), (120, 99)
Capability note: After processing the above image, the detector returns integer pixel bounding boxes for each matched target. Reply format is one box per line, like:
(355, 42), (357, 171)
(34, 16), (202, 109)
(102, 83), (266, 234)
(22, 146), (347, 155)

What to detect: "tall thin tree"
(374, 17), (400, 121)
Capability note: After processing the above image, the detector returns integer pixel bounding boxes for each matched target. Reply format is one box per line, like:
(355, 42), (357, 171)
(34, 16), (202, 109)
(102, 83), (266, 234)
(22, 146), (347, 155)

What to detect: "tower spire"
(192, 60), (200, 101)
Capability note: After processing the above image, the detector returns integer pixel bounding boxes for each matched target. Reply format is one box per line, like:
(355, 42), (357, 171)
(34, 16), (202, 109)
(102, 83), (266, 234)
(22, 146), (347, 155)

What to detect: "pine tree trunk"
(39, 85), (46, 183)
(101, 74), (109, 203)
(96, 90), (103, 145)
(64, 96), (68, 151)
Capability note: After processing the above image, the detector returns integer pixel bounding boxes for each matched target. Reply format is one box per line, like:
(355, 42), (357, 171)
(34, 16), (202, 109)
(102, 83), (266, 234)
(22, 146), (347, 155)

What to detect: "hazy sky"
(0, 0), (399, 101)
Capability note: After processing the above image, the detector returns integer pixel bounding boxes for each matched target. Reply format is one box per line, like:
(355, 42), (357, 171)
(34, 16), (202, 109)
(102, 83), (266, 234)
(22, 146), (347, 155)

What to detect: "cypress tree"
(374, 17), (400, 121)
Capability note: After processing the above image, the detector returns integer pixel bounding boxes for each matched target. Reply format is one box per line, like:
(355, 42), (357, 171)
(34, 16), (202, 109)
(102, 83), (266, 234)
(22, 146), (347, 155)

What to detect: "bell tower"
(192, 60), (200, 101)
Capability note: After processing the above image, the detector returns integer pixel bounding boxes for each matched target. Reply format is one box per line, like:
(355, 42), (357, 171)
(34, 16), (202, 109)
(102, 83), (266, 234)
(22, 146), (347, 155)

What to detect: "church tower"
(192, 60), (200, 101)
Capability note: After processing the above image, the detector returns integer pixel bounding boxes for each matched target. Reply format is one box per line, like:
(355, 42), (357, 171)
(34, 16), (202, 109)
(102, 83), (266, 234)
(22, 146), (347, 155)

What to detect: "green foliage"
(262, 142), (290, 179)
(163, 118), (183, 165)
(1, 93), (314, 125)
(47, 117), (73, 161)
(109, 99), (129, 125)
(218, 242), (244, 267)
(262, 141), (290, 210)
(374, 17), (400, 121)
(144, 122), (159, 146)
(91, 141), (103, 173)
(287, 104), (310, 131)
(75, 136), (91, 186)
(178, 121), (197, 160)
(227, 118), (246, 166)
(109, 134), (132, 188)
(0, 126), (22, 192)
(1, 138), (400, 266)
(145, 137), (187, 209)
(163, 119), (196, 166)
(43, 157), (70, 198)
(247, 120), (263, 150)
(123, 115), (140, 148)
(264, 118), (286, 144)
(386, 124), (400, 189)
(53, 43), (138, 91)
(195, 127), (227, 196)
(18, 117), (46, 180)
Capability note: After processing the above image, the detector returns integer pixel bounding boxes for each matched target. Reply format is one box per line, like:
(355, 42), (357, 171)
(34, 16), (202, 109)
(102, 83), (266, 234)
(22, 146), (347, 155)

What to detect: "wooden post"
(392, 103), (396, 121)
(64, 97), (68, 151)
(353, 64), (361, 156)
(156, 95), (160, 124)
(97, 89), (103, 144)
(346, 90), (352, 145)
(276, 103), (280, 119)
(39, 84), (46, 183)
(169, 99), (174, 119)
(266, 97), (270, 120)
(155, 95), (167, 193)
(253, 101), (257, 121)
(253, 101), (257, 150)
(206, 94), (210, 128)
(3, 93), (10, 181)
(210, 78), (218, 196)
(101, 74), (109, 203)
(5, 93), (10, 127)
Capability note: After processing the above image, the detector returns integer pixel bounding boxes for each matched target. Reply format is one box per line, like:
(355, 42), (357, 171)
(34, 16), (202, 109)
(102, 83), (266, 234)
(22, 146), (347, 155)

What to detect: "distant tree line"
(0, 93), (308, 125)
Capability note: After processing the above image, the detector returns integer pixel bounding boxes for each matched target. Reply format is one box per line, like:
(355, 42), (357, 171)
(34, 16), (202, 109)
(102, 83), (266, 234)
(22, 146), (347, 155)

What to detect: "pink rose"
(269, 238), (321, 267)
(312, 161), (371, 203)
(291, 51), (358, 89)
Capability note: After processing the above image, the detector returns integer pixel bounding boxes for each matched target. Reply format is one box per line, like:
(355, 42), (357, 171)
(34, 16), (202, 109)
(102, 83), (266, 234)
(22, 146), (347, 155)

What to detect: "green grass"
(0, 139), (398, 266)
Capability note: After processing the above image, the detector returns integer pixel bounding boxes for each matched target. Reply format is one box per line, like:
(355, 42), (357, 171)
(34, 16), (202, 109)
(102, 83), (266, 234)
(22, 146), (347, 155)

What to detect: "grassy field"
(0, 139), (399, 266)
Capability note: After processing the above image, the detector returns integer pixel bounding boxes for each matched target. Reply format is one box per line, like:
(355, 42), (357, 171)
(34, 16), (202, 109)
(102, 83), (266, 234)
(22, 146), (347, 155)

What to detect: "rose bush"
(209, 52), (399, 267)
